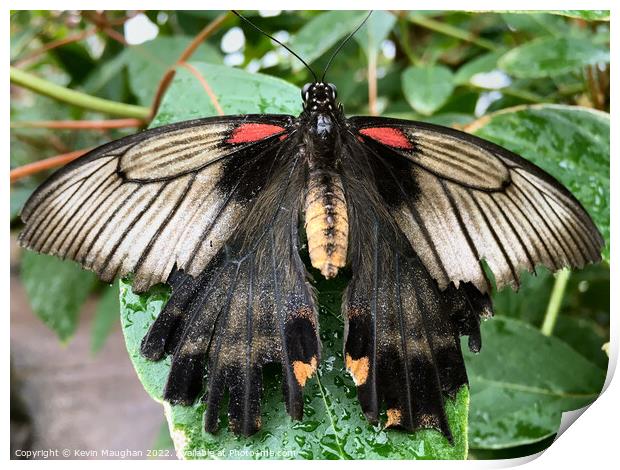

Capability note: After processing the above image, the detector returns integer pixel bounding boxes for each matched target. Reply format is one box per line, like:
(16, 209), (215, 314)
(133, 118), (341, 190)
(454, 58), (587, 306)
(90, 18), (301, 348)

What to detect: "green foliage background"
(10, 10), (610, 460)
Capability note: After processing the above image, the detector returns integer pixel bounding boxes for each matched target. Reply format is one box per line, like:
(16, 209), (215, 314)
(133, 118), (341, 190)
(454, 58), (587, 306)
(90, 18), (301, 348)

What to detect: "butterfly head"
(302, 82), (338, 113)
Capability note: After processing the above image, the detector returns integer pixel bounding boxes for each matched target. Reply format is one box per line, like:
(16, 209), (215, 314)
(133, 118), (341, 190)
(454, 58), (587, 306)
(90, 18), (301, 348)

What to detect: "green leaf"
(151, 63), (301, 126)
(454, 50), (504, 86)
(498, 37), (609, 79)
(289, 11), (368, 72)
(554, 316), (609, 370)
(402, 65), (455, 115)
(470, 105), (610, 262)
(21, 252), (97, 342)
(120, 63), (468, 459)
(121, 278), (468, 460)
(499, 12), (574, 36)
(551, 10), (610, 21)
(492, 267), (553, 325)
(10, 185), (34, 221)
(125, 36), (222, 105)
(91, 281), (120, 354)
(464, 317), (606, 449)
(506, 10), (610, 21)
(355, 11), (396, 55)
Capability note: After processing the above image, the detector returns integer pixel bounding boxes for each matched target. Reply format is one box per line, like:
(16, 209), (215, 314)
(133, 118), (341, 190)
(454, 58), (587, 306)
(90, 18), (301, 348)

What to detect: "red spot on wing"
(359, 127), (413, 149)
(227, 123), (286, 144)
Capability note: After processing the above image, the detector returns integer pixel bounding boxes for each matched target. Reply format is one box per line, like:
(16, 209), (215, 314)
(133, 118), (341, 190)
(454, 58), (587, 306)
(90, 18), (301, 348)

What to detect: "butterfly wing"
(20, 114), (321, 435)
(338, 117), (602, 437)
(19, 115), (293, 292)
(140, 137), (320, 435)
(349, 116), (603, 293)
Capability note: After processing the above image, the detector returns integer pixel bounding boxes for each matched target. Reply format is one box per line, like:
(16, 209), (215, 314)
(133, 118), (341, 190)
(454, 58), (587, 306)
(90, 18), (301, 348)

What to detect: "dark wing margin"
(350, 116), (604, 293)
(18, 114), (293, 293)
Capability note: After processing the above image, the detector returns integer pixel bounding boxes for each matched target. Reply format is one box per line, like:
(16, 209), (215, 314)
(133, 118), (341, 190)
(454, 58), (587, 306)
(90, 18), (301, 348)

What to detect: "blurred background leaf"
(20, 252), (97, 342)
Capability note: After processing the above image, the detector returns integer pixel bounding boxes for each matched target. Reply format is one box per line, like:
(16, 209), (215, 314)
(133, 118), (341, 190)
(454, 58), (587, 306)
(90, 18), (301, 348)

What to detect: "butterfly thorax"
(300, 82), (349, 278)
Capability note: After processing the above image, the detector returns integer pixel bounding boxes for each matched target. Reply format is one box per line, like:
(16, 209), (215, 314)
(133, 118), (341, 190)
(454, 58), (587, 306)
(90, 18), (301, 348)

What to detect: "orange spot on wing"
(345, 354), (369, 386)
(292, 356), (317, 387)
(359, 127), (413, 149)
(227, 123), (286, 144)
(386, 408), (402, 427)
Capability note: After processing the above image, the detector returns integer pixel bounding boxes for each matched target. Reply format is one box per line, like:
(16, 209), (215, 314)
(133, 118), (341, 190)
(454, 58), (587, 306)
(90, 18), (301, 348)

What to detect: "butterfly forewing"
(350, 116), (603, 292)
(19, 115), (294, 292)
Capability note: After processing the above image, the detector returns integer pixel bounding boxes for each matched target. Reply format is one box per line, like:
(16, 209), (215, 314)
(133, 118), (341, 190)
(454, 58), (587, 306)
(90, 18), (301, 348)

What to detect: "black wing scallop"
(19, 115), (321, 435)
(338, 117), (602, 439)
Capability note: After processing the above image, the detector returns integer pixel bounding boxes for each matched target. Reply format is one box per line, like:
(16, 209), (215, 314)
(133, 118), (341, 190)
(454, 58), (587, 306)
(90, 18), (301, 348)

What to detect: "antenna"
(321, 11), (373, 82)
(232, 10), (318, 82)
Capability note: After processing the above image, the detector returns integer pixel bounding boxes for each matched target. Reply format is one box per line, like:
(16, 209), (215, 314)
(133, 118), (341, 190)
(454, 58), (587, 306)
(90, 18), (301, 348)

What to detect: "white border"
(5, 2), (616, 467)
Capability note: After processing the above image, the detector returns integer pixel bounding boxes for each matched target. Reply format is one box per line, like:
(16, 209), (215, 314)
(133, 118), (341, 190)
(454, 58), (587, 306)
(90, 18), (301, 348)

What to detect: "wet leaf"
(402, 65), (455, 115)
(151, 62), (301, 125)
(121, 279), (468, 460)
(554, 316), (608, 370)
(469, 105), (610, 262)
(498, 37), (609, 79)
(464, 317), (606, 449)
(120, 64), (468, 459)
(21, 251), (97, 342)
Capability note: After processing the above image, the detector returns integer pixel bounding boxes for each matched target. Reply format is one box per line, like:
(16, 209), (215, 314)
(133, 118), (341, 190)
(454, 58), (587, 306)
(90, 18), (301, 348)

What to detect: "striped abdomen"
(304, 170), (349, 278)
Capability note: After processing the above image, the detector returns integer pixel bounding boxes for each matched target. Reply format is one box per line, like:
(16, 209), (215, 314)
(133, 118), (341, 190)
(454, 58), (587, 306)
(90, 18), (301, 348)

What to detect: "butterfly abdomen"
(304, 169), (348, 278)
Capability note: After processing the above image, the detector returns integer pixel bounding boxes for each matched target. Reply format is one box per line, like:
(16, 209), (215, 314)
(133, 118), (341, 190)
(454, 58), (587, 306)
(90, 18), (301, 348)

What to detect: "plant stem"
(10, 148), (90, 183)
(367, 50), (378, 116)
(541, 269), (571, 336)
(149, 11), (230, 119)
(407, 14), (498, 51)
(10, 67), (150, 119)
(11, 118), (143, 129)
(12, 27), (97, 67)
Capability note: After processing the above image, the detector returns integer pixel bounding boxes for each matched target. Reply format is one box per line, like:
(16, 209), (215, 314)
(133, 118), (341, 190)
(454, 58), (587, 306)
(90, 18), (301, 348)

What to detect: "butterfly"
(18, 12), (603, 440)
